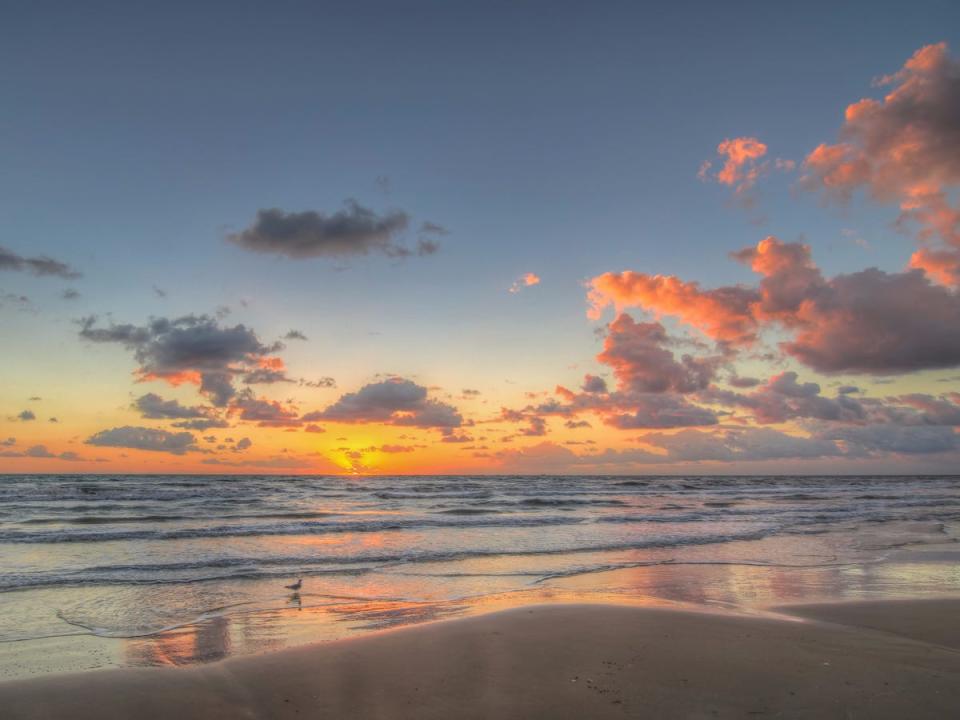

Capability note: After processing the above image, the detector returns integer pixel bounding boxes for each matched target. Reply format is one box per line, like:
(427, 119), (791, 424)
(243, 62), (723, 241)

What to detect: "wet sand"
(2, 601), (959, 719)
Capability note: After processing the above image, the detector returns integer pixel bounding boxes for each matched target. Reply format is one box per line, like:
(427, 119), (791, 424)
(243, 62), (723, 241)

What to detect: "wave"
(0, 526), (783, 591)
(0, 514), (586, 544)
(17, 511), (339, 526)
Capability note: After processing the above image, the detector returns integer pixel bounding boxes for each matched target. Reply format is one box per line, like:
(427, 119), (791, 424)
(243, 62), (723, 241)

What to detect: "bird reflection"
(289, 591), (302, 610)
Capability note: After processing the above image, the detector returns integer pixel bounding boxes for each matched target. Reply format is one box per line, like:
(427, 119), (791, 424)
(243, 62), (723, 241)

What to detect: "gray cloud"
(227, 201), (441, 260)
(308, 378), (462, 429)
(0, 246), (81, 279)
(86, 426), (198, 454)
(0, 444), (90, 461)
(606, 394), (719, 429)
(79, 314), (282, 407)
(133, 393), (210, 420)
(231, 391), (302, 427)
(819, 425), (960, 455)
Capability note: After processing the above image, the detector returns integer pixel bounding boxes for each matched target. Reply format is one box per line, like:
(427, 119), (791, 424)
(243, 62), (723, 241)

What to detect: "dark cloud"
(581, 374), (608, 393)
(61, 289), (81, 300)
(0, 246), (81, 279)
(819, 425), (960, 455)
(606, 394), (719, 429)
(231, 391), (301, 427)
(300, 377), (337, 389)
(309, 377), (462, 429)
(79, 314), (283, 406)
(171, 418), (231, 430)
(0, 444), (90, 461)
(86, 426), (197, 454)
(864, 393), (960, 427)
(17, 410), (36, 422)
(227, 201), (440, 260)
(284, 330), (308, 341)
(133, 393), (210, 420)
(701, 372), (867, 424)
(643, 428), (842, 463)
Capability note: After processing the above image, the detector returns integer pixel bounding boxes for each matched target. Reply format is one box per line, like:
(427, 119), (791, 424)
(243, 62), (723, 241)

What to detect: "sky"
(2, 0), (960, 474)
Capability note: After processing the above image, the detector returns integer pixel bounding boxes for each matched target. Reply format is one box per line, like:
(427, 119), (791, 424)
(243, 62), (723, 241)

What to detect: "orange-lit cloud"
(699, 137), (794, 201)
(802, 42), (960, 284)
(509, 272), (541, 293)
(587, 270), (759, 344)
(588, 236), (960, 374)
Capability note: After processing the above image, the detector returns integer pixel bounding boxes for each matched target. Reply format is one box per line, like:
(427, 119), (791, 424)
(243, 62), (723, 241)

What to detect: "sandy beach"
(2, 600), (959, 719)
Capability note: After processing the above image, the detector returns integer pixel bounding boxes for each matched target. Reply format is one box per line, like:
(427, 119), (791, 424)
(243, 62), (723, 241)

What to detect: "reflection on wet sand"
(115, 554), (960, 669)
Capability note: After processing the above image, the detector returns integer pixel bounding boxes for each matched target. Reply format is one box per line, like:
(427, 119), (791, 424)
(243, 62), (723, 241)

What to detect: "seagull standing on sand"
(285, 578), (303, 591)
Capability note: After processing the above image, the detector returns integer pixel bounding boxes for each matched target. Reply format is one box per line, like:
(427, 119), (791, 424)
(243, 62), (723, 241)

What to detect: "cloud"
(17, 410), (36, 422)
(79, 314), (282, 406)
(597, 314), (718, 393)
(133, 393), (210, 420)
(800, 43), (960, 284)
(605, 394), (719, 429)
(0, 444), (91, 461)
(643, 428), (842, 462)
(171, 418), (231, 430)
(230, 391), (302, 427)
(590, 236), (960, 374)
(86, 426), (197, 454)
(699, 137), (768, 195)
(588, 271), (759, 344)
(284, 330), (308, 341)
(581, 374), (608, 393)
(300, 377), (337, 389)
(509, 273), (541, 293)
(490, 435), (832, 472)
(0, 246), (81, 279)
(910, 248), (960, 286)
(200, 455), (320, 470)
(61, 289), (81, 300)
(308, 377), (462, 429)
(0, 292), (32, 311)
(701, 371), (867, 424)
(819, 424), (960, 455)
(242, 357), (295, 385)
(227, 201), (440, 260)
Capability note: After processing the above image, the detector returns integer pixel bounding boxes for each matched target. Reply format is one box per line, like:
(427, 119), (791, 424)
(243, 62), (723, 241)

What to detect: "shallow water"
(1, 474), (959, 678)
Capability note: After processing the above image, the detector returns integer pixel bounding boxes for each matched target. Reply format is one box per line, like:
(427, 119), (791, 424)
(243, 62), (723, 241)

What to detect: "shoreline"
(3, 599), (959, 719)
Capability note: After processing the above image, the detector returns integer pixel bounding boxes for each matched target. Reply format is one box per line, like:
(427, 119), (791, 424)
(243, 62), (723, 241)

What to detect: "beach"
(2, 600), (959, 719)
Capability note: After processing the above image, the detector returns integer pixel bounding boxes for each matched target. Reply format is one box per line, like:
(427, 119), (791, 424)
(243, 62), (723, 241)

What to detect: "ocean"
(2, 474), (959, 678)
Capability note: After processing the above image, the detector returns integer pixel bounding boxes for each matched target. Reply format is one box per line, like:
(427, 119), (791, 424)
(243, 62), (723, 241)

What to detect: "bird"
(285, 578), (303, 591)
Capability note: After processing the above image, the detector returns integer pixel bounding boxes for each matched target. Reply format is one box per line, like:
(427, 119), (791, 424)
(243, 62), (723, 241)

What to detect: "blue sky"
(2, 1), (960, 473)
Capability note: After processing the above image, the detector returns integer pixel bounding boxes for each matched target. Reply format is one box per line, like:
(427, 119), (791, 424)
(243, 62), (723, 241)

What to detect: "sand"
(2, 601), (959, 719)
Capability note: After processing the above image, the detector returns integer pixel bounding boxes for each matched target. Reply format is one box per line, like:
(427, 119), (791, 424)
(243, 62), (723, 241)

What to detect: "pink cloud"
(801, 42), (960, 284)
(509, 272), (541, 293)
(588, 236), (960, 374)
